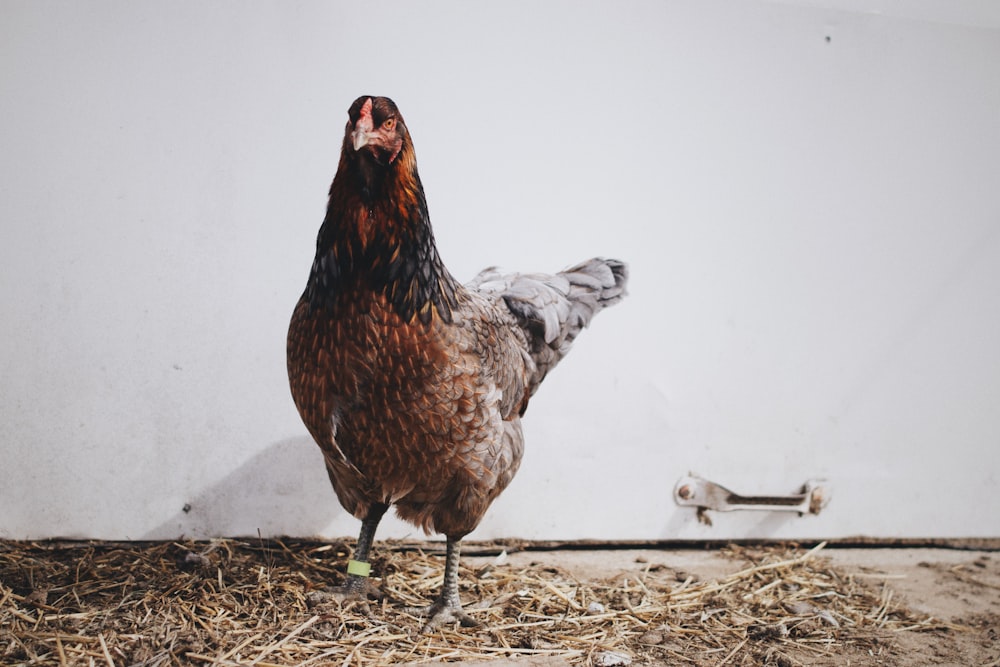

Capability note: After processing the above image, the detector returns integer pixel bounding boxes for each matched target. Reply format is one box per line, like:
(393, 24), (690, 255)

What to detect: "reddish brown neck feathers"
(305, 109), (458, 325)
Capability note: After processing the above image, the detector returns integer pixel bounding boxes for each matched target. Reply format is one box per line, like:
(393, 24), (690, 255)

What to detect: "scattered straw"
(0, 539), (959, 666)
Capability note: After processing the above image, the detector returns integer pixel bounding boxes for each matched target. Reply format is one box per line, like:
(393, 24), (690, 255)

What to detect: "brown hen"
(287, 96), (627, 631)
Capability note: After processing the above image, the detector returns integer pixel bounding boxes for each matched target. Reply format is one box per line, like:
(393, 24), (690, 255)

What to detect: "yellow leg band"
(347, 559), (371, 577)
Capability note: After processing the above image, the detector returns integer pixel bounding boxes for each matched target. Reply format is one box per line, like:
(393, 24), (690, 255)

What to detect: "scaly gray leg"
(407, 536), (478, 632)
(309, 503), (387, 610)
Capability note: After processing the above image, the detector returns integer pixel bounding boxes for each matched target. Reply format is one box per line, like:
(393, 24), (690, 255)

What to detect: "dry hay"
(0, 539), (960, 666)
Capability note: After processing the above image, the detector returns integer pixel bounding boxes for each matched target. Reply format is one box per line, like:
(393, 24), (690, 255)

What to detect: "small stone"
(637, 631), (664, 645)
(748, 622), (788, 640)
(587, 601), (606, 614)
(25, 589), (48, 606)
(593, 650), (632, 666)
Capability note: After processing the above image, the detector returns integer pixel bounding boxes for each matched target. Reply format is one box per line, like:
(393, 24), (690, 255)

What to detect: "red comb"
(357, 97), (374, 131)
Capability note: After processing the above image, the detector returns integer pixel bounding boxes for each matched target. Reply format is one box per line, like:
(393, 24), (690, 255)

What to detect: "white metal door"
(2, 0), (998, 542)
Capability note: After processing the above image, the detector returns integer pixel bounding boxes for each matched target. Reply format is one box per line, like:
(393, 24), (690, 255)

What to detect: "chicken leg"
(311, 503), (387, 610)
(407, 536), (478, 632)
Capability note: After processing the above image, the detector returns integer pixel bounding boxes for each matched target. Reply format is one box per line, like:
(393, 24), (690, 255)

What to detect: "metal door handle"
(674, 474), (828, 515)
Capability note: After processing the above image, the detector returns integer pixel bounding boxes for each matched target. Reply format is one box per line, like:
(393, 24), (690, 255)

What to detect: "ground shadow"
(141, 436), (341, 540)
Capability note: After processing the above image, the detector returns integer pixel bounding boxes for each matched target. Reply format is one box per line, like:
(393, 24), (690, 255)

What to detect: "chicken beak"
(352, 128), (370, 151)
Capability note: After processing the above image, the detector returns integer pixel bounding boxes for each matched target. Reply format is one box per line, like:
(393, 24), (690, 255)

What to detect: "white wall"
(2, 1), (998, 541)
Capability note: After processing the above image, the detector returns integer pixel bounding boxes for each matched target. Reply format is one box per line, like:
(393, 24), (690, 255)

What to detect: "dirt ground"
(2, 540), (997, 667)
(458, 546), (1000, 667)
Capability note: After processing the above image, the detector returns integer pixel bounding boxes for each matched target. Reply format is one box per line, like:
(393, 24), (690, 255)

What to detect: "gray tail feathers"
(471, 257), (628, 395)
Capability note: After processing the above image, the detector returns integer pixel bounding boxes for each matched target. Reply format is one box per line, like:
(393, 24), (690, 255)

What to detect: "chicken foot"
(406, 536), (479, 632)
(308, 503), (387, 612)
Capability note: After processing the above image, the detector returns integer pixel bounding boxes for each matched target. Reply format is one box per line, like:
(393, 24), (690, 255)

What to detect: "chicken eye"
(383, 118), (396, 130)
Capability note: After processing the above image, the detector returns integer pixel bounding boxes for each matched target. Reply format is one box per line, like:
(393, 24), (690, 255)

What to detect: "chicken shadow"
(140, 436), (341, 540)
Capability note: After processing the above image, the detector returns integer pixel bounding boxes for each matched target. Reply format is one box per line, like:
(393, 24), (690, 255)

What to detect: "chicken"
(287, 96), (627, 631)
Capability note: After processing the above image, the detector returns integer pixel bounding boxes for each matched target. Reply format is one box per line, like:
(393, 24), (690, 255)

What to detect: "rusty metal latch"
(674, 474), (828, 515)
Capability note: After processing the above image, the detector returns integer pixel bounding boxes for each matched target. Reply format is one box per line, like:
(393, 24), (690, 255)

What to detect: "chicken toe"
(408, 597), (479, 633)
(307, 574), (383, 614)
